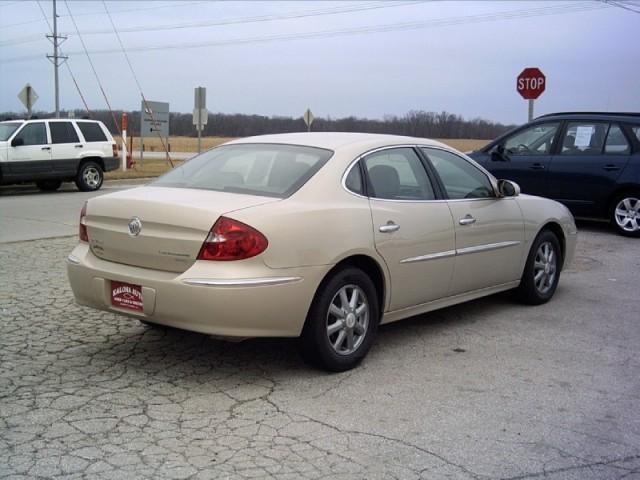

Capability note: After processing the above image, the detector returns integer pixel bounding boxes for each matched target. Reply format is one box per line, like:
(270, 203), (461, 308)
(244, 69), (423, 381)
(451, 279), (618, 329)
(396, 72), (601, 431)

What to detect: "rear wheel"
(516, 230), (562, 305)
(300, 267), (379, 372)
(611, 193), (640, 237)
(75, 161), (104, 191)
(36, 179), (62, 192)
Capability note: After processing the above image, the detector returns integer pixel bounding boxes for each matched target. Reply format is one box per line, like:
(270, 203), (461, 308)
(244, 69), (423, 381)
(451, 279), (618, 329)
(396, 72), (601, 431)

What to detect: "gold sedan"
(67, 133), (577, 371)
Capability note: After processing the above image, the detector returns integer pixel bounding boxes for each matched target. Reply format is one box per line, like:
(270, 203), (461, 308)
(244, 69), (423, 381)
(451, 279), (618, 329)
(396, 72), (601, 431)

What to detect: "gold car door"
(361, 147), (456, 311)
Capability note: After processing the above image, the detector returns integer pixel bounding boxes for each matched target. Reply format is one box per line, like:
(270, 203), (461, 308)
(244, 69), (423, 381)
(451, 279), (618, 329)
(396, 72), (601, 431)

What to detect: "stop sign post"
(517, 67), (546, 121)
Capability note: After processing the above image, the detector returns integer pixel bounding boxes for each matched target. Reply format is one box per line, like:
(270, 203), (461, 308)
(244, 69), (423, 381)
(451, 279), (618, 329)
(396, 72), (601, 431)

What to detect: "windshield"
(0, 122), (22, 141)
(152, 143), (333, 198)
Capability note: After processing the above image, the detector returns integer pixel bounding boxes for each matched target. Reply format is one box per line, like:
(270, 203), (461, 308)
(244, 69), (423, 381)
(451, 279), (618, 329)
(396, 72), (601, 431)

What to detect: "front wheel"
(516, 230), (562, 305)
(75, 161), (104, 192)
(300, 267), (380, 372)
(611, 194), (640, 237)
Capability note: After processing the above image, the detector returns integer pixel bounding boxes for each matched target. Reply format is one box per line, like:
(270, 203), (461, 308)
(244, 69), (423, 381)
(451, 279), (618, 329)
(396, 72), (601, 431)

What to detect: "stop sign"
(517, 67), (546, 100)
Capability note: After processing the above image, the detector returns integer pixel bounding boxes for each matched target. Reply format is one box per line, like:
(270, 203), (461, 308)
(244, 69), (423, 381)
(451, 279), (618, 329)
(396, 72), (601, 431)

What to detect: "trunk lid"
(86, 186), (279, 272)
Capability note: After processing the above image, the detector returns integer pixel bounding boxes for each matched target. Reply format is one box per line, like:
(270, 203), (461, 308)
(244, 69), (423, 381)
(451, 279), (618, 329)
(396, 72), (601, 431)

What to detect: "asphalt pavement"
(1, 187), (639, 479)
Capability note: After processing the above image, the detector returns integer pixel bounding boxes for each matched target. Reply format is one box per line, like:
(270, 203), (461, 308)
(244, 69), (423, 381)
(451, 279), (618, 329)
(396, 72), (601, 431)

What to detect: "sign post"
(516, 67), (546, 121)
(121, 113), (128, 172)
(303, 108), (314, 132)
(193, 87), (207, 154)
(17, 84), (39, 119)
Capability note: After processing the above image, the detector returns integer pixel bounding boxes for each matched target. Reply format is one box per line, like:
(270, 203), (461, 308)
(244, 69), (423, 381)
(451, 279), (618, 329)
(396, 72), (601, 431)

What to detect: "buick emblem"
(128, 217), (142, 237)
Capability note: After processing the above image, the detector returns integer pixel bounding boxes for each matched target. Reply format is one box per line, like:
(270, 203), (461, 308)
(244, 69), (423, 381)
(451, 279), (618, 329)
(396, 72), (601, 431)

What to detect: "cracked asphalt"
(1, 224), (639, 479)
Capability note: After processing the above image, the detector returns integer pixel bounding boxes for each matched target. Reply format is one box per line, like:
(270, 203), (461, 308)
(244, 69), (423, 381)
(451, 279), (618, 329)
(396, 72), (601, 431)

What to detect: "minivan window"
(77, 122), (107, 142)
(561, 123), (607, 155)
(50, 122), (80, 144)
(604, 125), (630, 154)
(14, 122), (47, 146)
(503, 122), (559, 156)
(0, 122), (21, 141)
(153, 144), (333, 198)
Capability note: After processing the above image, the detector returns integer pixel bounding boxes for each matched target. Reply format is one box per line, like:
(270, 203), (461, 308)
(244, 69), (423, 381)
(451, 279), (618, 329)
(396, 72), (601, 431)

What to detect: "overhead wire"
(101, 0), (173, 167)
(35, 0), (92, 118)
(63, 0), (121, 135)
(601, 0), (640, 13)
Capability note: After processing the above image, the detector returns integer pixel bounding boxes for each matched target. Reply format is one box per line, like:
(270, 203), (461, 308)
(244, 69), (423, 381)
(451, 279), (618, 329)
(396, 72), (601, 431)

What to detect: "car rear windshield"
(0, 122), (21, 141)
(77, 122), (108, 142)
(152, 143), (333, 198)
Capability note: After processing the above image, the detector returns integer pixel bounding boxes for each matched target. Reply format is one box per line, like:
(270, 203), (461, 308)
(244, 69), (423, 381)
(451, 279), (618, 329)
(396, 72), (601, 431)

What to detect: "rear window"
(77, 122), (107, 142)
(152, 143), (333, 198)
(49, 122), (79, 144)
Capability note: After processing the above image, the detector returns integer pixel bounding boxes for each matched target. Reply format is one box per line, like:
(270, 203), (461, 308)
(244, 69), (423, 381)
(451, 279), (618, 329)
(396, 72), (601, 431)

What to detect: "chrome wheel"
(533, 241), (557, 295)
(326, 284), (369, 356)
(614, 197), (640, 233)
(83, 166), (101, 188)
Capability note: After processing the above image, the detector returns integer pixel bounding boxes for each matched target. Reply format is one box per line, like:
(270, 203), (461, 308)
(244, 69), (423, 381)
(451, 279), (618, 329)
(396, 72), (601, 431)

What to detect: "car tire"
(36, 179), (62, 192)
(300, 267), (380, 372)
(610, 193), (640, 238)
(75, 161), (104, 192)
(516, 230), (562, 305)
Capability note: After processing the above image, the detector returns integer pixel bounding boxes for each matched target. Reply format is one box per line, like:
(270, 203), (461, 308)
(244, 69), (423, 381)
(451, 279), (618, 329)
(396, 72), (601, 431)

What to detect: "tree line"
(2, 109), (516, 139)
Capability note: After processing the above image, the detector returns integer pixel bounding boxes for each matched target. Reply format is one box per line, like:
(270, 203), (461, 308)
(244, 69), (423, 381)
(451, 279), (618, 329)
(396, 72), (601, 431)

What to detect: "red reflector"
(197, 216), (268, 261)
(79, 201), (89, 242)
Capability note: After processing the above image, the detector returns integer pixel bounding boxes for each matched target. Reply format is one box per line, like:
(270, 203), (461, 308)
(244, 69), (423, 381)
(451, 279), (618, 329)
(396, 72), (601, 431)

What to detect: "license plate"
(111, 280), (143, 312)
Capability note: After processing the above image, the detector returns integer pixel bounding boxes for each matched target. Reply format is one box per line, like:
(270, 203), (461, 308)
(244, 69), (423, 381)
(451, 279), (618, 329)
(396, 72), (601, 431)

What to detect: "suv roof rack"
(536, 111), (640, 119)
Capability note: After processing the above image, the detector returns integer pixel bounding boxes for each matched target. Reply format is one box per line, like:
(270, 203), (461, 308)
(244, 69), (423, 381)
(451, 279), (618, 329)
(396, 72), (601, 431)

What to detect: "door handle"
(603, 164), (620, 171)
(379, 222), (400, 233)
(459, 214), (476, 226)
(41, 146), (51, 151)
(75, 144), (83, 148)
(530, 163), (545, 170)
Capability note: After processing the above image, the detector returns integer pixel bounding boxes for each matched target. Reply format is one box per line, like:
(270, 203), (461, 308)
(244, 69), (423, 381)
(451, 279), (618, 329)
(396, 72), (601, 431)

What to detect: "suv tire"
(75, 161), (104, 192)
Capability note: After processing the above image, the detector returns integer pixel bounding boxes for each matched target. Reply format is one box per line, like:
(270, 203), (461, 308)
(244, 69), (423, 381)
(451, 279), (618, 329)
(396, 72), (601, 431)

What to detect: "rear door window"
(49, 122), (80, 144)
(560, 122), (607, 155)
(363, 148), (435, 200)
(604, 124), (630, 154)
(77, 122), (107, 142)
(14, 122), (47, 146)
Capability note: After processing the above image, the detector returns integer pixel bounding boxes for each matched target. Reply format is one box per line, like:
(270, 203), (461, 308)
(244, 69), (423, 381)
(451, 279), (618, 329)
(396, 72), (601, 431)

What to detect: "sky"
(0, 0), (638, 125)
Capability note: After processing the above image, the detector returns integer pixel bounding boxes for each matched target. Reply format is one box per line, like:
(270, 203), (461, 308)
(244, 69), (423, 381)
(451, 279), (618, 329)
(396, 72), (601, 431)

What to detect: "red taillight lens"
(79, 201), (89, 242)
(197, 216), (268, 261)
(112, 144), (118, 157)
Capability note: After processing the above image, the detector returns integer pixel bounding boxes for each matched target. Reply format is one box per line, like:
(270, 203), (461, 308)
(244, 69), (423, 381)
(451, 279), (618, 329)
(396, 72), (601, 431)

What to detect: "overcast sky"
(0, 0), (638, 125)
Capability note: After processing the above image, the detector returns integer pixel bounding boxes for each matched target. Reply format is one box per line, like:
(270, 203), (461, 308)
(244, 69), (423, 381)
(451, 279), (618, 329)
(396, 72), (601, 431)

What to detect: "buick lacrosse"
(67, 133), (577, 371)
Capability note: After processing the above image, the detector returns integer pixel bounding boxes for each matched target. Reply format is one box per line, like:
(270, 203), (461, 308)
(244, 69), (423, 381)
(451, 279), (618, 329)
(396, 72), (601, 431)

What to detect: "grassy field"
(106, 136), (489, 180)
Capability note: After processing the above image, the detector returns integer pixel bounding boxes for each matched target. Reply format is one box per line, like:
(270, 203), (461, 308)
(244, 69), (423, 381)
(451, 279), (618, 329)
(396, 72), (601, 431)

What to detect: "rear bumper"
(66, 243), (328, 337)
(103, 156), (120, 172)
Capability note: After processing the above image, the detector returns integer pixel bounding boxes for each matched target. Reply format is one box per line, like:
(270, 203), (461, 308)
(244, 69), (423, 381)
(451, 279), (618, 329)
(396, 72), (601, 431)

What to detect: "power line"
(0, 1), (427, 47)
(601, 0), (640, 13)
(1, 1), (612, 64)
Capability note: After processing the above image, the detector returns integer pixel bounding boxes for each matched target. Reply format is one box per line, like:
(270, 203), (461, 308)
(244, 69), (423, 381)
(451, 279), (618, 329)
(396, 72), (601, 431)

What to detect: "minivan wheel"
(75, 161), (104, 191)
(611, 194), (640, 237)
(516, 230), (562, 305)
(300, 267), (380, 372)
(36, 179), (62, 192)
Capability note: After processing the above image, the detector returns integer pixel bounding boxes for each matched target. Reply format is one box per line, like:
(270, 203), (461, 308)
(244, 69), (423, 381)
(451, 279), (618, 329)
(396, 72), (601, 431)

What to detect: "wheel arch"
(78, 156), (105, 173)
(536, 221), (566, 268)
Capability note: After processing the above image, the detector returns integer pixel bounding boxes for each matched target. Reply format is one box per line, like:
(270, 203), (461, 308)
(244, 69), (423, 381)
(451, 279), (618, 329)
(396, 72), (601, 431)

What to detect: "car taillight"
(197, 216), (268, 261)
(112, 144), (118, 157)
(79, 201), (88, 242)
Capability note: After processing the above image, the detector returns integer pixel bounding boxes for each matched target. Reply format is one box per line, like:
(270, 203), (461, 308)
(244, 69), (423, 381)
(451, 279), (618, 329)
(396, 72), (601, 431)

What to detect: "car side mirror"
(11, 137), (24, 147)
(497, 179), (520, 197)
(491, 145), (508, 161)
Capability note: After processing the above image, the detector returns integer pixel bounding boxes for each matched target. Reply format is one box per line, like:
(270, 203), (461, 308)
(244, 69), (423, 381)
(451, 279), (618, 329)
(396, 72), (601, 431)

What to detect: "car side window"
(14, 122), (47, 146)
(632, 126), (640, 143)
(364, 148), (435, 200)
(49, 122), (80, 144)
(560, 122), (607, 155)
(502, 122), (559, 156)
(603, 124), (630, 155)
(77, 122), (107, 142)
(422, 148), (494, 200)
(344, 162), (364, 195)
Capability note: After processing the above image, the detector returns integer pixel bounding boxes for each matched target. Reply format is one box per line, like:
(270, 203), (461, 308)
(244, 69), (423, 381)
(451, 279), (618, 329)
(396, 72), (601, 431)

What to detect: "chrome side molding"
(181, 276), (302, 287)
(400, 241), (521, 264)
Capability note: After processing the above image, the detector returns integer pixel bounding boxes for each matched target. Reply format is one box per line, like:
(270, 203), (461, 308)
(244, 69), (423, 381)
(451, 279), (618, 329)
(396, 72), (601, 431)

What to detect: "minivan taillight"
(79, 202), (88, 242)
(197, 217), (268, 261)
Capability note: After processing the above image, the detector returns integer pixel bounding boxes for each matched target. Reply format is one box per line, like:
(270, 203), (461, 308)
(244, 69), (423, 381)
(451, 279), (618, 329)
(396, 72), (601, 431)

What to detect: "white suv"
(0, 118), (119, 192)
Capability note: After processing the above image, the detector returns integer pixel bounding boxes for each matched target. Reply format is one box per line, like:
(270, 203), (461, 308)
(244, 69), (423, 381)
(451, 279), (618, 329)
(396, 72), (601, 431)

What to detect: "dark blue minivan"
(469, 112), (640, 236)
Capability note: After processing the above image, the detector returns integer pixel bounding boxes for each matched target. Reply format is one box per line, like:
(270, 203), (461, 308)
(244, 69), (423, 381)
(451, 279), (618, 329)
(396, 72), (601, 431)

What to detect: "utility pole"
(47, 0), (67, 118)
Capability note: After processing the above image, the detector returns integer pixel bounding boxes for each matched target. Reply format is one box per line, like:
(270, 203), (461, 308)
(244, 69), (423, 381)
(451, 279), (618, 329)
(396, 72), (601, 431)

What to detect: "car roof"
(0, 118), (102, 124)
(535, 112), (640, 123)
(225, 132), (450, 152)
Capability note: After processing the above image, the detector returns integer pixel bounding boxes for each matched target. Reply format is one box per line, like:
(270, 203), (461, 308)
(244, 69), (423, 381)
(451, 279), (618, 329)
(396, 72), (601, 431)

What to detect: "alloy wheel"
(83, 167), (101, 188)
(614, 197), (640, 233)
(326, 284), (369, 356)
(533, 241), (557, 295)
